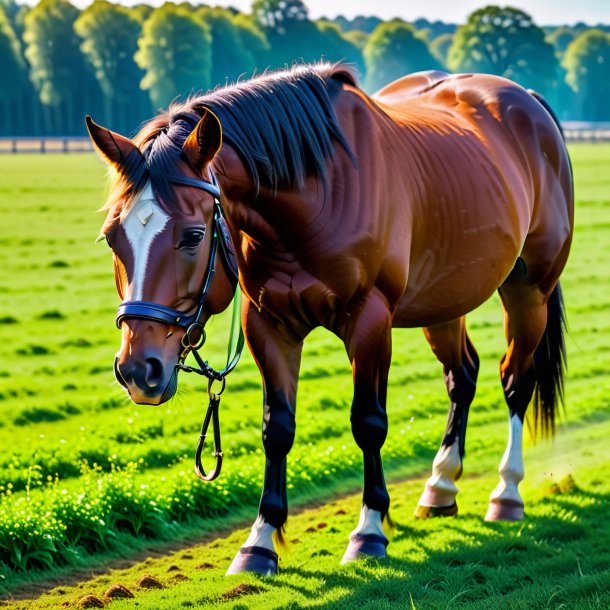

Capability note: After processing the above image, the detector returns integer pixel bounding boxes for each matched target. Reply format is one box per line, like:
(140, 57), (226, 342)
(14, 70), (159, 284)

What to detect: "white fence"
(0, 137), (94, 154)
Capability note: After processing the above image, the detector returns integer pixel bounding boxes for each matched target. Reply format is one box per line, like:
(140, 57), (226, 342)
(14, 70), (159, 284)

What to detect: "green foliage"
(0, 5), (26, 101)
(75, 1), (141, 100)
(448, 6), (559, 99)
(363, 20), (442, 92)
(135, 4), (212, 108)
(231, 12), (270, 70)
(563, 29), (610, 120)
(197, 7), (258, 86)
(548, 25), (577, 54)
(23, 0), (89, 106)
(333, 14), (382, 34)
(430, 32), (453, 66)
(315, 20), (365, 75)
(253, 0), (308, 33)
(2, 2), (610, 134)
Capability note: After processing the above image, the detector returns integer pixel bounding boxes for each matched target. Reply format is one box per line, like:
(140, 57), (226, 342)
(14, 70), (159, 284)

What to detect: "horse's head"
(87, 111), (238, 405)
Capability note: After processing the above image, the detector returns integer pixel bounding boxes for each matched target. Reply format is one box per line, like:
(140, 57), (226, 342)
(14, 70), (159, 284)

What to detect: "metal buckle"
(181, 322), (206, 350)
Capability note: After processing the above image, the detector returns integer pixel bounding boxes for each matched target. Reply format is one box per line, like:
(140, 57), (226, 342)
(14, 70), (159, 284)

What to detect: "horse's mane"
(107, 62), (358, 216)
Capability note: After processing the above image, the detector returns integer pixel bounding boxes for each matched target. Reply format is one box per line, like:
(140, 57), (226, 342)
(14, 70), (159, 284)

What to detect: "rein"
(115, 169), (244, 482)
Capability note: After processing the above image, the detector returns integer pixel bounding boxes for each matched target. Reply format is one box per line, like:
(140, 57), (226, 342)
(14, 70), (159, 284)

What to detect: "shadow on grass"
(267, 486), (610, 610)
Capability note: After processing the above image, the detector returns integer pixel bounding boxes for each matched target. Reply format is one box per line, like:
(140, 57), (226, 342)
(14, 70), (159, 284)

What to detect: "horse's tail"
(528, 90), (565, 139)
(527, 91), (569, 438)
(531, 281), (567, 437)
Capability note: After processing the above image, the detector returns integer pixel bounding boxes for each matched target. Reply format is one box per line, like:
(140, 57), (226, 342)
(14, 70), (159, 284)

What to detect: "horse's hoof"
(485, 500), (524, 521)
(340, 533), (388, 564)
(414, 502), (458, 518)
(225, 546), (278, 576)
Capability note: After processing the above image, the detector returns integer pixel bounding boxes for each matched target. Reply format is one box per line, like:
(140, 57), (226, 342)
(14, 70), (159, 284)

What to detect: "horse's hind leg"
(226, 304), (304, 575)
(486, 270), (566, 521)
(415, 317), (479, 518)
(339, 289), (393, 563)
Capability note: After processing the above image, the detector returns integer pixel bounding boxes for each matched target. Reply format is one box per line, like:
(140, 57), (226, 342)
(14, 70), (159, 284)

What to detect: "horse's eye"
(177, 228), (205, 250)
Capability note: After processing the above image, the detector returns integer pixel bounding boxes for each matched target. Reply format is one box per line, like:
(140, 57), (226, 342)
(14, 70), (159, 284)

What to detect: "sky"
(60, 0), (610, 25)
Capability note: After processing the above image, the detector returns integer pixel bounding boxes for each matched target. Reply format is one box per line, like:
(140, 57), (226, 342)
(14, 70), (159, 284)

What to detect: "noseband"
(115, 169), (244, 481)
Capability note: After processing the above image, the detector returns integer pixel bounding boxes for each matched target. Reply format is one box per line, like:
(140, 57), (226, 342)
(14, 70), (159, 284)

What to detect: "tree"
(448, 6), (559, 100)
(135, 4), (212, 108)
(23, 0), (100, 133)
(0, 5), (27, 133)
(563, 29), (610, 120)
(197, 7), (257, 86)
(250, 0), (361, 72)
(343, 29), (368, 51)
(252, 0), (308, 34)
(316, 20), (365, 76)
(363, 20), (442, 92)
(430, 33), (453, 67)
(75, 0), (149, 132)
(548, 26), (577, 54)
(232, 12), (270, 70)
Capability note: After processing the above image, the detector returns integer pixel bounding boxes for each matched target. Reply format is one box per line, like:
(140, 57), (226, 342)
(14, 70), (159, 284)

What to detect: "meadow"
(0, 145), (609, 608)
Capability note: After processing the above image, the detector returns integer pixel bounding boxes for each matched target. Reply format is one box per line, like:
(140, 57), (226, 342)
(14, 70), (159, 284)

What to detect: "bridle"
(115, 169), (244, 481)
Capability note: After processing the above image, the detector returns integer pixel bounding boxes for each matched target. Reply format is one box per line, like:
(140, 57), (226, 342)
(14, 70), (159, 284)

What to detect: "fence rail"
(0, 137), (94, 154)
(2, 124), (610, 153)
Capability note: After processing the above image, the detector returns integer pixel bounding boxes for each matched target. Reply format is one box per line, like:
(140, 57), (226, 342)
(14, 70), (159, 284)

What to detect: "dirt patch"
(167, 565), (180, 572)
(222, 583), (264, 600)
(135, 575), (164, 590)
(77, 594), (105, 608)
(168, 574), (189, 584)
(195, 562), (216, 570)
(103, 584), (135, 600)
(317, 522), (328, 529)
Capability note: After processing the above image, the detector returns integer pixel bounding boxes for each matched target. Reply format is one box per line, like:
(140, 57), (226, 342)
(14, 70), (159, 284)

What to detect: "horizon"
(14, 0), (610, 27)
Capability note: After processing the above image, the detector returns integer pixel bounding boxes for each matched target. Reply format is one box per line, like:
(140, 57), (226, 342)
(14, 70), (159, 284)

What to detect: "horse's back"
(372, 70), (450, 104)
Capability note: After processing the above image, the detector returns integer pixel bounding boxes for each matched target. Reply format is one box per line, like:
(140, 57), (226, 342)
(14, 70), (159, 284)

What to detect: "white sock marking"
(418, 437), (461, 507)
(351, 505), (385, 538)
(242, 515), (276, 552)
(490, 414), (525, 505)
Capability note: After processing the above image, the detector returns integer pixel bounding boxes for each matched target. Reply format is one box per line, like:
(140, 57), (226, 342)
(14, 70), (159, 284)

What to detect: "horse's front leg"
(226, 305), (304, 576)
(339, 289), (393, 563)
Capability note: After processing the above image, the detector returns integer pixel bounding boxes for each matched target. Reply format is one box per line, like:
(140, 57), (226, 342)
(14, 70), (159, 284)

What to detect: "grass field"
(0, 145), (609, 608)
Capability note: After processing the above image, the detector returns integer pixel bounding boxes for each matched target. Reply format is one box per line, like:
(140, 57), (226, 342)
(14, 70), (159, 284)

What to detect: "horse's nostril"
(144, 357), (164, 388)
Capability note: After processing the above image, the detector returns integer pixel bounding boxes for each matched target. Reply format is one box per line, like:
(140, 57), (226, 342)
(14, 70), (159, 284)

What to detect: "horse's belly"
(393, 239), (519, 328)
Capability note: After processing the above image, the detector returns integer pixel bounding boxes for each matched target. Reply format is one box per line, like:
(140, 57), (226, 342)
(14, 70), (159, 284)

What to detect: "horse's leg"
(226, 305), (304, 575)
(485, 280), (548, 521)
(415, 317), (479, 518)
(339, 289), (393, 564)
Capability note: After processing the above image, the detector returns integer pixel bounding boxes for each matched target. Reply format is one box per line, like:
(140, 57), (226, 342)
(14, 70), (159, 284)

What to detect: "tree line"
(1, 0), (609, 137)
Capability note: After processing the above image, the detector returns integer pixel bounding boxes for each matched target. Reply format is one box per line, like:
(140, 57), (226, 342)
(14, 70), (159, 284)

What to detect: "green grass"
(0, 145), (609, 607)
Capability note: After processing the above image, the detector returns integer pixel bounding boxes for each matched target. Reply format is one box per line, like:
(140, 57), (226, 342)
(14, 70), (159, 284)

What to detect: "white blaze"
(123, 182), (170, 301)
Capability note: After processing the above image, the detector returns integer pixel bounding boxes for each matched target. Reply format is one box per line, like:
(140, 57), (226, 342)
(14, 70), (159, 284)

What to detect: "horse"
(86, 63), (573, 575)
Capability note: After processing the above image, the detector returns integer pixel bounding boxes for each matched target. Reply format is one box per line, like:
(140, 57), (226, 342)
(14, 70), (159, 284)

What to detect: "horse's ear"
(85, 115), (143, 168)
(182, 109), (223, 174)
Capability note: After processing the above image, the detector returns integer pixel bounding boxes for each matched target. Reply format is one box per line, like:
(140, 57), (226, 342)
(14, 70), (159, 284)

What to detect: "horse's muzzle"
(114, 354), (178, 405)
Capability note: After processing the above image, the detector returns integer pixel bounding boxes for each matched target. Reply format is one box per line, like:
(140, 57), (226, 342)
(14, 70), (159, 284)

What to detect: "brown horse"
(86, 63), (573, 575)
